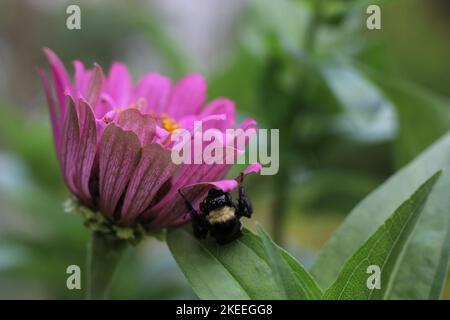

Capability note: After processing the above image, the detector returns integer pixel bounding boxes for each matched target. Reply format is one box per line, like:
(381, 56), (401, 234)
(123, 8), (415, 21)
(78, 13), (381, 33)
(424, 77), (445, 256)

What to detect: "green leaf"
(312, 132), (450, 299)
(323, 171), (441, 299)
(167, 226), (321, 300)
(256, 224), (322, 299)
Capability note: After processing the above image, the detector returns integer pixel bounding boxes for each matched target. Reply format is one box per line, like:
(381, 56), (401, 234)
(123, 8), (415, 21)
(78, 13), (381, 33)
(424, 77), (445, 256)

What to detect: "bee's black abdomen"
(210, 218), (243, 245)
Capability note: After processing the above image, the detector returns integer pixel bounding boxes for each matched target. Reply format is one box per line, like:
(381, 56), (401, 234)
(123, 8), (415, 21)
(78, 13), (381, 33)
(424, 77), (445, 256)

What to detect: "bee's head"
(200, 188), (233, 213)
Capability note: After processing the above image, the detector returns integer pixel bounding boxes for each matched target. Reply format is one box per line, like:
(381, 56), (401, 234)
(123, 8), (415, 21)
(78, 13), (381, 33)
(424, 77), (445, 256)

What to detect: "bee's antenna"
(178, 189), (195, 220)
(178, 189), (187, 202)
(178, 189), (188, 219)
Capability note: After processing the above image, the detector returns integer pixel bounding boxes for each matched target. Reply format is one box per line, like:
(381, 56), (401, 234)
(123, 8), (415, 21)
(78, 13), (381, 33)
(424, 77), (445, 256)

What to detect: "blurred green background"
(0, 0), (449, 299)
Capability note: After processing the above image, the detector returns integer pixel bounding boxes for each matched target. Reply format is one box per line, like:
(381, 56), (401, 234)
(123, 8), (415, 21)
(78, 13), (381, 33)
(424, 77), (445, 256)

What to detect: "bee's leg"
(178, 190), (209, 239)
(236, 173), (253, 218)
(192, 213), (209, 240)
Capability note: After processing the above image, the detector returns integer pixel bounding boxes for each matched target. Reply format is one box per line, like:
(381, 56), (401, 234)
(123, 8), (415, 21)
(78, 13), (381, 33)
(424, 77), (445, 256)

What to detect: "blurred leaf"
(0, 101), (62, 190)
(313, 131), (450, 299)
(292, 169), (383, 214)
(209, 51), (262, 115)
(378, 0), (450, 97)
(167, 226), (320, 299)
(0, 150), (88, 299)
(323, 171), (440, 299)
(0, 243), (30, 272)
(321, 62), (397, 142)
(244, 0), (309, 58)
(256, 224), (322, 299)
(364, 69), (450, 167)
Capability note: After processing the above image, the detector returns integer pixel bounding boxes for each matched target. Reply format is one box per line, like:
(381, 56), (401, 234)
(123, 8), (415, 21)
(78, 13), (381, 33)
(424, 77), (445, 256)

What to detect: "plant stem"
(271, 167), (289, 244)
(304, 0), (324, 53)
(86, 232), (128, 299)
(271, 0), (324, 245)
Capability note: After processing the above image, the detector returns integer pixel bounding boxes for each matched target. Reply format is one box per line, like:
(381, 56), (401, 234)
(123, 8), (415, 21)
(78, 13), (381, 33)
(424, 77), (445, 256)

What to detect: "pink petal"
(60, 96), (80, 196)
(153, 125), (171, 145)
(180, 162), (261, 193)
(201, 98), (236, 131)
(105, 62), (132, 107)
(37, 68), (62, 159)
(43, 48), (72, 119)
(73, 99), (97, 205)
(86, 63), (104, 108)
(120, 144), (179, 224)
(166, 73), (206, 118)
(96, 93), (116, 118)
(226, 117), (258, 156)
(243, 163), (262, 175)
(95, 118), (108, 142)
(115, 109), (156, 146)
(98, 124), (141, 220)
(238, 117), (257, 130)
(73, 60), (91, 98)
(177, 114), (228, 135)
(134, 73), (171, 114)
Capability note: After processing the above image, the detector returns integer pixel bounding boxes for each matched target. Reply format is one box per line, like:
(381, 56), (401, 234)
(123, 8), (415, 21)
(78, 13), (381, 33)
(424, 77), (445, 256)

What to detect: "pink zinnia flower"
(39, 48), (259, 233)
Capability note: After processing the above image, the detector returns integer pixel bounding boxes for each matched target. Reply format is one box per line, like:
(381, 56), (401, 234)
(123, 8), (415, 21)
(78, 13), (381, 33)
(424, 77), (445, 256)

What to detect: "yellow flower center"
(160, 113), (180, 134)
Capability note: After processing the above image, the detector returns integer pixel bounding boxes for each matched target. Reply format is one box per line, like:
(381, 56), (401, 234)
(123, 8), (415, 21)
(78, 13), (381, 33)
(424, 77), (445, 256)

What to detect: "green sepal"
(65, 197), (158, 245)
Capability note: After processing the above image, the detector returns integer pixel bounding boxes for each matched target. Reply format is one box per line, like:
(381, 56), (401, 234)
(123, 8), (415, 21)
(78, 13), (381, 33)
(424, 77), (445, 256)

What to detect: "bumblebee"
(179, 173), (253, 245)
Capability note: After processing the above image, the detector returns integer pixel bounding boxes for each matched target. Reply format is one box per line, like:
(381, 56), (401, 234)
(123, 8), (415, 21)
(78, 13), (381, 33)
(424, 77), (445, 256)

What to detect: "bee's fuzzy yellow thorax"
(207, 206), (236, 224)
